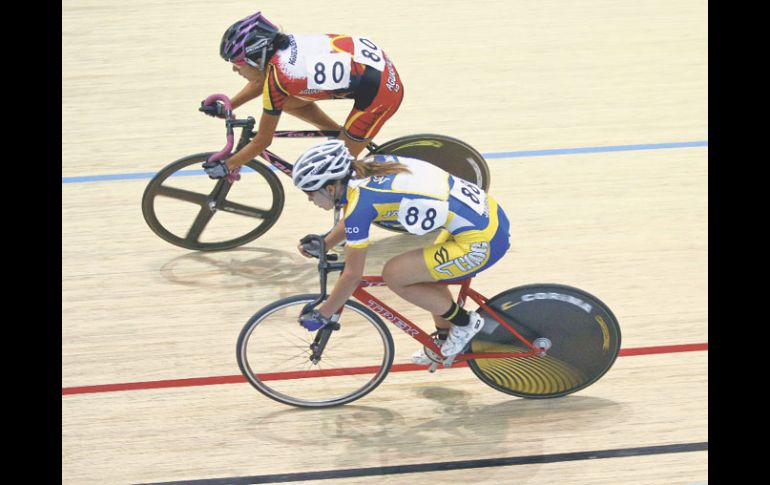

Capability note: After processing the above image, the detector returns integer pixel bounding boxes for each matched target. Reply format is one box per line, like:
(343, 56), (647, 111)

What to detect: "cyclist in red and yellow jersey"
(201, 11), (404, 180)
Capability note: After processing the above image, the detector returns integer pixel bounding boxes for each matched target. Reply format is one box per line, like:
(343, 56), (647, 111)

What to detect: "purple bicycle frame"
(202, 93), (344, 180)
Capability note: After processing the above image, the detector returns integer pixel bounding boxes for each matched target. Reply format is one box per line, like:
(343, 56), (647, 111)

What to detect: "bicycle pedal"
(442, 355), (457, 368)
(428, 362), (439, 373)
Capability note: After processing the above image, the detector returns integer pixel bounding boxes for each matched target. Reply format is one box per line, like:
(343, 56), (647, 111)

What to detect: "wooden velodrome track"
(62, 1), (707, 484)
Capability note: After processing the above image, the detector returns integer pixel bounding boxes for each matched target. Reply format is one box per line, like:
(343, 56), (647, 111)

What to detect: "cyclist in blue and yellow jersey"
(292, 140), (511, 364)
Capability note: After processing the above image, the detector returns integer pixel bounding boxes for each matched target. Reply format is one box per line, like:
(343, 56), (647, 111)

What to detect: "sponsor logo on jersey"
(385, 59), (400, 92)
(288, 35), (298, 65)
(434, 242), (489, 276)
(434, 246), (450, 265)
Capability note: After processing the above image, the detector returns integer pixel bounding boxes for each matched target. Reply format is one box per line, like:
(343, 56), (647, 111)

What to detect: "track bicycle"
(141, 94), (490, 251)
(236, 234), (622, 408)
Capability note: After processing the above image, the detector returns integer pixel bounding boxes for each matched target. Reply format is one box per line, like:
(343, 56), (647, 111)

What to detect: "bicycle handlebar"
(202, 94), (235, 163)
(299, 234), (345, 315)
(200, 93), (378, 186)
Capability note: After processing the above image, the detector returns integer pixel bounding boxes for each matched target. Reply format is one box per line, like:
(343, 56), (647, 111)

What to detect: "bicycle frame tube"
(273, 130), (341, 138)
(246, 130), (378, 178)
(206, 93), (378, 174)
(352, 276), (541, 361)
(461, 285), (541, 355)
(258, 149), (295, 177)
(353, 277), (440, 353)
(268, 131), (341, 175)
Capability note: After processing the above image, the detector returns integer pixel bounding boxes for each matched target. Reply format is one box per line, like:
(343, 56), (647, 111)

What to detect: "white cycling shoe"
(440, 311), (485, 357)
(411, 347), (441, 365)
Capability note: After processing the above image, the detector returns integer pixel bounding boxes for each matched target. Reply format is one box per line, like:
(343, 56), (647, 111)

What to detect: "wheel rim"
(237, 296), (394, 407)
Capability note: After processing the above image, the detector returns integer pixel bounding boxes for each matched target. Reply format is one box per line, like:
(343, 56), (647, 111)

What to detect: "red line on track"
(61, 342), (707, 396)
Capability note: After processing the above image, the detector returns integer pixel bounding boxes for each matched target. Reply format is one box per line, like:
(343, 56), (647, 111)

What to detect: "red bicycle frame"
(352, 276), (543, 362)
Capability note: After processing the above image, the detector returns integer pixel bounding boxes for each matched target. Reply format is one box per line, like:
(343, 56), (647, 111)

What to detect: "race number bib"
(450, 177), (487, 216)
(352, 37), (385, 72)
(307, 53), (351, 90)
(397, 198), (449, 235)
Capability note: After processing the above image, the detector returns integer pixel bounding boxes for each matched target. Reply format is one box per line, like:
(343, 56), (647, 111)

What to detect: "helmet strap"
(332, 179), (346, 226)
(259, 48), (268, 70)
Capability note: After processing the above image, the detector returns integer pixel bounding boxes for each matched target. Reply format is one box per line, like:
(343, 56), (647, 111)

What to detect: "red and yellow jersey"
(263, 33), (397, 115)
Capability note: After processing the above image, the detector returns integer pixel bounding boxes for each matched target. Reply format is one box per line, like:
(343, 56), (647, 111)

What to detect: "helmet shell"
(220, 11), (280, 66)
(292, 140), (353, 192)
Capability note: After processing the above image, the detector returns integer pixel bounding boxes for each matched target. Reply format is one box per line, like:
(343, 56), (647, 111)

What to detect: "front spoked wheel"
(468, 284), (621, 399)
(236, 294), (395, 408)
(141, 152), (285, 251)
(369, 134), (491, 233)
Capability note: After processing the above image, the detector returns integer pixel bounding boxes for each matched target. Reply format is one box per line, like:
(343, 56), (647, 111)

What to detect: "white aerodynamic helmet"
(292, 140), (353, 192)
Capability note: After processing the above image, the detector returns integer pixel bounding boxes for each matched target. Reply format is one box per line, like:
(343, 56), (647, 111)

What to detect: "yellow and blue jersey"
(340, 155), (511, 281)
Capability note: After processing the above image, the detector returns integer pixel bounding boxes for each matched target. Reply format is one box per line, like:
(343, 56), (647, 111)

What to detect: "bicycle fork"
(308, 314), (341, 364)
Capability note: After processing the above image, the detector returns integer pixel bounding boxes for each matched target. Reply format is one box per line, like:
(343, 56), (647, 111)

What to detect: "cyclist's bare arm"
(230, 79), (264, 110)
(324, 219), (347, 248)
(318, 245), (367, 318)
(282, 97), (339, 130)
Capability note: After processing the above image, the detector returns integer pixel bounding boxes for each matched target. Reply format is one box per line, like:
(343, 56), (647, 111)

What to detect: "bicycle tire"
(141, 152), (284, 251)
(236, 294), (395, 408)
(467, 283), (621, 399)
(368, 134), (491, 233)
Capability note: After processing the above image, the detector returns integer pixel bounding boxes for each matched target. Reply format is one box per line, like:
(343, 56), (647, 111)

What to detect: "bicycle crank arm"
(442, 354), (457, 368)
(426, 354), (457, 372)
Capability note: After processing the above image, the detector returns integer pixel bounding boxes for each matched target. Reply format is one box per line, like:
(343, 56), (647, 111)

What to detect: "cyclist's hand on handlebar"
(202, 159), (230, 179)
(199, 100), (228, 119)
(298, 239), (322, 258)
(298, 237), (339, 260)
(298, 309), (332, 331)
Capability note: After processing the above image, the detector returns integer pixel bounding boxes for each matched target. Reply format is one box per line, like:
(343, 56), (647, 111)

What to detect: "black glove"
(301, 238), (323, 258)
(199, 100), (228, 119)
(201, 159), (230, 179)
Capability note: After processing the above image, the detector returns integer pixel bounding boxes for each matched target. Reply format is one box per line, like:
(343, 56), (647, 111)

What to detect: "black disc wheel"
(468, 284), (621, 398)
(142, 153), (284, 251)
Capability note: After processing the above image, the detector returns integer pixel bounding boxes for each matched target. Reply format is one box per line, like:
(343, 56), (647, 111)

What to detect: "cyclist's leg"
(382, 248), (452, 365)
(340, 62), (404, 157)
(382, 242), (478, 362)
(381, 248), (454, 315)
(430, 285), (454, 331)
(282, 97), (339, 130)
(338, 130), (371, 158)
(384, 200), (511, 356)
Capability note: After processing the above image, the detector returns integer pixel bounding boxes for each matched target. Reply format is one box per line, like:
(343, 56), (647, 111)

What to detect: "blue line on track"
(63, 140), (707, 184)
